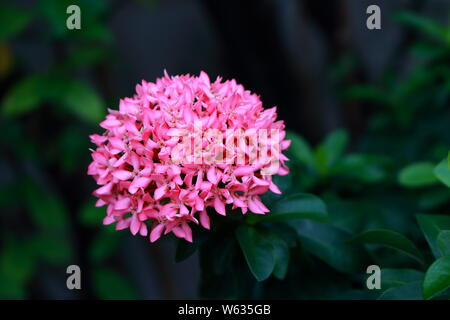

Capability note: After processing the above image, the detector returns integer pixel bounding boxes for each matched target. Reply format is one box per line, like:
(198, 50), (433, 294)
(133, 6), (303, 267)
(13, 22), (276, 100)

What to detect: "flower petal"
(234, 166), (254, 177)
(150, 223), (165, 243)
(129, 177), (151, 194)
(95, 183), (113, 196)
(181, 223), (193, 242)
(200, 210), (210, 230)
(154, 185), (167, 200)
(115, 197), (131, 210)
(130, 214), (140, 235)
(214, 197), (226, 216)
(113, 170), (134, 181)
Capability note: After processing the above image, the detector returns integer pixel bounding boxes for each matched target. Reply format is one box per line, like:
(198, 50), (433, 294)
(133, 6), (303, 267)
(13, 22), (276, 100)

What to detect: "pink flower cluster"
(88, 71), (290, 242)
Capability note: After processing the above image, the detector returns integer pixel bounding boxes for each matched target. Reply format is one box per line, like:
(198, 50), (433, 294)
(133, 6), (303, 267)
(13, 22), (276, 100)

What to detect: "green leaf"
(410, 41), (449, 59)
(2, 76), (45, 117)
(390, 67), (438, 111)
(235, 225), (275, 281)
(342, 85), (386, 104)
(329, 54), (356, 83)
(348, 229), (424, 264)
(418, 189), (450, 210)
(416, 214), (450, 259)
(322, 129), (349, 162)
(269, 223), (298, 248)
(334, 153), (387, 183)
(437, 231), (450, 256)
(398, 162), (438, 188)
(28, 233), (73, 265)
(0, 274), (26, 299)
(58, 80), (105, 124)
(89, 229), (121, 264)
(23, 182), (69, 232)
(268, 234), (290, 280)
(64, 46), (111, 70)
(286, 131), (315, 168)
(0, 238), (35, 299)
(324, 197), (377, 234)
(93, 268), (138, 299)
(378, 281), (423, 300)
(423, 255), (450, 299)
(395, 12), (449, 44)
(380, 269), (424, 289)
(288, 220), (371, 274)
(0, 5), (32, 42)
(79, 201), (104, 226)
(259, 173), (293, 206)
(315, 129), (348, 175)
(434, 156), (450, 188)
(251, 193), (328, 224)
(0, 239), (34, 284)
(76, 21), (112, 43)
(58, 126), (90, 173)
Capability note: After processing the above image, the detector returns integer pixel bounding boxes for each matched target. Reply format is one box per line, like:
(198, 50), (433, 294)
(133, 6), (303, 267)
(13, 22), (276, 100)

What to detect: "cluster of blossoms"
(88, 71), (290, 242)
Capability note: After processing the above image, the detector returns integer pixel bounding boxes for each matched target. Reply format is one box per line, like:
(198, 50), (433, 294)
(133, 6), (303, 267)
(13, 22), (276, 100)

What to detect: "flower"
(88, 71), (290, 242)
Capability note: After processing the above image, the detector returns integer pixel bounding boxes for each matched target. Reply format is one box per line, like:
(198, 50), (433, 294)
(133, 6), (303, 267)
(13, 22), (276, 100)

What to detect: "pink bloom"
(88, 71), (290, 242)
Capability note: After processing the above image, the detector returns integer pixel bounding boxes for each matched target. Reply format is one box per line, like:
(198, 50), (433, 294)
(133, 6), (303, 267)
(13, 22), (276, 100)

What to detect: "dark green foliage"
(0, 0), (136, 299)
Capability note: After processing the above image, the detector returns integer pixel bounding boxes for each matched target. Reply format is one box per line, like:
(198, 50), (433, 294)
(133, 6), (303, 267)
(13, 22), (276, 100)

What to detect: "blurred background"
(0, 0), (449, 299)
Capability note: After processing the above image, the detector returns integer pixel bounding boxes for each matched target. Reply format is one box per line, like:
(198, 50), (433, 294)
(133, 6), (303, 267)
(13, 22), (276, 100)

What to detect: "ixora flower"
(88, 71), (290, 242)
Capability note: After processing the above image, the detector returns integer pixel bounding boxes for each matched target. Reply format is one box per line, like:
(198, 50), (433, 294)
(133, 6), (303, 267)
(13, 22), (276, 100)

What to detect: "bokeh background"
(0, 0), (449, 299)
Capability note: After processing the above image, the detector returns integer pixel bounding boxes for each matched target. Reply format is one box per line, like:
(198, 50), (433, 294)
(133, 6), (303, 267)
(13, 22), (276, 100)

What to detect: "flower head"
(88, 71), (290, 242)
